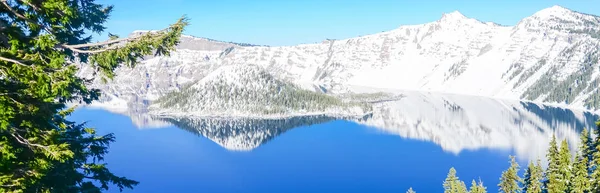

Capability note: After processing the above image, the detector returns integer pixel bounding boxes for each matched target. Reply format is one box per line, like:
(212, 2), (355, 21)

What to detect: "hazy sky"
(96, 0), (600, 46)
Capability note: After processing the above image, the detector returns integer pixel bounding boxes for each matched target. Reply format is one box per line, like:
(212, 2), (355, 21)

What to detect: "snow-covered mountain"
(78, 5), (600, 113)
(149, 64), (372, 118)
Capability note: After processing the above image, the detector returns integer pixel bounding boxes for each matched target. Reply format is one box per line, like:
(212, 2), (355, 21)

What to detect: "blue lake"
(69, 92), (600, 193)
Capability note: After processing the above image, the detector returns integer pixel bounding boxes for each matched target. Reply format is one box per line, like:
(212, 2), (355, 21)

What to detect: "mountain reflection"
(109, 90), (600, 160)
(157, 115), (341, 151)
(355, 91), (600, 161)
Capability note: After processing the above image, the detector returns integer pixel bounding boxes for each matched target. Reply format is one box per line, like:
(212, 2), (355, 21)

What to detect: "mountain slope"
(149, 64), (371, 117)
(80, 6), (600, 112)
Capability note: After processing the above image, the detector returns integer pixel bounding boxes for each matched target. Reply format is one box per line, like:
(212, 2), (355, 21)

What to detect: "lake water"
(69, 91), (600, 193)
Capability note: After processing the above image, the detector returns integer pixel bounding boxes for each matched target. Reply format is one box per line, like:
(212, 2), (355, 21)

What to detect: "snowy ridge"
(149, 64), (371, 118)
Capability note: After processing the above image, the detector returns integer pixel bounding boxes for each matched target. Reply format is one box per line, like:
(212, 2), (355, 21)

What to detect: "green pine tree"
(458, 180), (468, 193)
(580, 128), (592, 169)
(444, 167), (459, 193)
(591, 122), (600, 192)
(0, 0), (188, 192)
(406, 187), (416, 193)
(469, 179), (487, 193)
(571, 151), (590, 193)
(523, 160), (543, 193)
(558, 139), (572, 192)
(569, 128), (592, 193)
(443, 167), (468, 193)
(498, 156), (522, 193)
(546, 135), (565, 193)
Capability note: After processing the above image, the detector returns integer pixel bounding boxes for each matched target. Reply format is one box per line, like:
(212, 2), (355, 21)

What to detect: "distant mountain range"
(77, 6), (600, 115)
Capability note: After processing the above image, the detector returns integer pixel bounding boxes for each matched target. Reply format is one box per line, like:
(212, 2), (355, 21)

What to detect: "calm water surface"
(69, 92), (600, 193)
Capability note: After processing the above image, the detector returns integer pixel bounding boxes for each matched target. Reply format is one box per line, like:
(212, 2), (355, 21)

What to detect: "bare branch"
(0, 0), (28, 21)
(60, 43), (122, 54)
(0, 184), (18, 188)
(61, 30), (168, 54)
(10, 132), (59, 158)
(64, 37), (137, 49)
(0, 56), (30, 67)
(62, 28), (167, 49)
(0, 92), (23, 105)
(1, 0), (54, 34)
(17, 0), (40, 11)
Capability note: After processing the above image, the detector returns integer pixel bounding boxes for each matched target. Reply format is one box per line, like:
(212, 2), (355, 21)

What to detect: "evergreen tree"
(591, 122), (600, 192)
(458, 180), (468, 193)
(0, 0), (188, 192)
(444, 167), (459, 193)
(570, 128), (592, 193)
(580, 128), (592, 170)
(443, 167), (468, 193)
(406, 187), (416, 193)
(498, 156), (521, 193)
(546, 135), (565, 193)
(558, 139), (573, 192)
(469, 179), (487, 193)
(523, 160), (543, 193)
(571, 151), (590, 193)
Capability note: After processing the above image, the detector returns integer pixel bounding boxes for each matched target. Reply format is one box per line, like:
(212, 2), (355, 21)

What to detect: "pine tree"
(558, 139), (573, 192)
(444, 167), (468, 193)
(458, 180), (468, 193)
(571, 151), (590, 193)
(591, 122), (600, 192)
(444, 167), (459, 193)
(569, 128), (592, 193)
(580, 128), (592, 170)
(546, 135), (565, 193)
(469, 179), (487, 193)
(523, 160), (543, 193)
(406, 187), (416, 193)
(0, 0), (188, 192)
(498, 156), (521, 193)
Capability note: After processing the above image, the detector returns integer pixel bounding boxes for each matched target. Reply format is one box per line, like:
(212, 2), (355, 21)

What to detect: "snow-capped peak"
(529, 5), (574, 20)
(440, 11), (468, 22)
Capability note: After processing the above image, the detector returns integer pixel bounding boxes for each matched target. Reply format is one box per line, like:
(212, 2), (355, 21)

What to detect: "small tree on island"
(0, 0), (188, 192)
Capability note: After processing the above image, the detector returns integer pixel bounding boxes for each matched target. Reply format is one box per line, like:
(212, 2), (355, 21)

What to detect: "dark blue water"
(69, 108), (530, 193)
